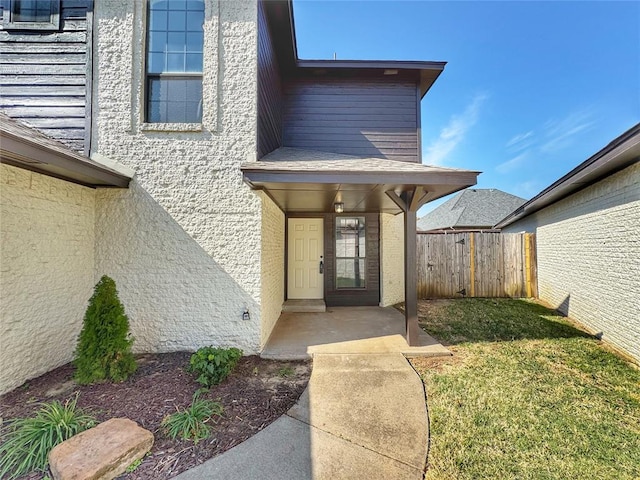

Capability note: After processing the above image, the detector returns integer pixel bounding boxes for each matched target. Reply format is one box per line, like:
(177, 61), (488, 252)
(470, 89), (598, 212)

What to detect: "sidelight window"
(335, 217), (366, 289)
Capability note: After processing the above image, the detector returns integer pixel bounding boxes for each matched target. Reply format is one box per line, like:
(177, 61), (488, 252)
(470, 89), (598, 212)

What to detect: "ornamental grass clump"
(74, 275), (137, 384)
(162, 392), (224, 443)
(187, 346), (243, 387)
(0, 395), (96, 480)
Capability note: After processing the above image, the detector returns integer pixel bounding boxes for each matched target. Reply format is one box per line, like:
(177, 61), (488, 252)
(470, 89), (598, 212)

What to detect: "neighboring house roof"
(242, 147), (479, 213)
(495, 123), (640, 229)
(417, 188), (526, 232)
(0, 113), (132, 188)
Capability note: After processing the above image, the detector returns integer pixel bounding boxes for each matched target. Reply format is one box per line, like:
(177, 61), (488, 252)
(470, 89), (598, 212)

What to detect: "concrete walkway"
(174, 353), (428, 480)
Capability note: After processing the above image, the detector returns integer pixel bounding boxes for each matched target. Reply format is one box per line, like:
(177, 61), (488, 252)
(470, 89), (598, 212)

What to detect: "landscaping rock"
(49, 418), (153, 480)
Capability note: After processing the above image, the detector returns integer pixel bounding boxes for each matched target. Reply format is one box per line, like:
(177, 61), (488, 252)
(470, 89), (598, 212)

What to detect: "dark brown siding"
(324, 213), (380, 306)
(0, 0), (92, 153)
(257, 0), (282, 158)
(282, 76), (419, 162)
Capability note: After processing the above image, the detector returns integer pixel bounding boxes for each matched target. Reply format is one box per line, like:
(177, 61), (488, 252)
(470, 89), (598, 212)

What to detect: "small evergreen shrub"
(74, 275), (137, 384)
(0, 396), (96, 479)
(161, 392), (223, 443)
(187, 346), (242, 387)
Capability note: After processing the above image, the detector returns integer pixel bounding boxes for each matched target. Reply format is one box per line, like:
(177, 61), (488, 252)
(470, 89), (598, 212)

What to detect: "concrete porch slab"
(261, 306), (450, 359)
(282, 299), (327, 313)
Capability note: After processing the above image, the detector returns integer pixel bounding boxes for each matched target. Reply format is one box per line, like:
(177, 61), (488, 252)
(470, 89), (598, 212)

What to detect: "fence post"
(469, 232), (476, 297)
(525, 233), (532, 298)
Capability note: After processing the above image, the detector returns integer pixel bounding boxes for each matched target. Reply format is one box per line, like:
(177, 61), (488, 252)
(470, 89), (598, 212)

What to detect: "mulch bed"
(0, 353), (311, 480)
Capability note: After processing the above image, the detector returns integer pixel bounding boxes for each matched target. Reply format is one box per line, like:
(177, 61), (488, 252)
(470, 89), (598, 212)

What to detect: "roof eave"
(295, 60), (446, 70)
(495, 123), (640, 229)
(242, 168), (478, 187)
(0, 128), (132, 188)
(295, 60), (446, 97)
(267, 0), (447, 97)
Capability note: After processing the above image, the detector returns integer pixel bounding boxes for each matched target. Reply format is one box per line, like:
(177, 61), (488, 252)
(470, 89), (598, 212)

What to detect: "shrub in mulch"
(74, 275), (136, 385)
(0, 353), (311, 480)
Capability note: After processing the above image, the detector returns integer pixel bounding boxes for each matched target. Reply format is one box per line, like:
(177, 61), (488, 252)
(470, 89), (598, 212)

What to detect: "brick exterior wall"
(504, 162), (640, 362)
(92, 0), (263, 354)
(260, 192), (285, 347)
(0, 164), (95, 394)
(380, 213), (405, 307)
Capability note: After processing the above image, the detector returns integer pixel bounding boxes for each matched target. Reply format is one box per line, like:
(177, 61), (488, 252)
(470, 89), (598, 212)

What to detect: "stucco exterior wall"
(92, 0), (262, 353)
(504, 162), (640, 362)
(0, 164), (95, 394)
(259, 192), (285, 347)
(380, 213), (405, 307)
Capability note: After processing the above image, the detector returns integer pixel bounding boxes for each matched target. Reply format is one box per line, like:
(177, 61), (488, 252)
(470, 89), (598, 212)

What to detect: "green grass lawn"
(409, 298), (640, 480)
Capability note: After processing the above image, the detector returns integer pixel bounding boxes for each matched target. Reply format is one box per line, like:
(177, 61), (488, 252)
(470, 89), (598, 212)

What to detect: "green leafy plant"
(0, 395), (96, 479)
(187, 346), (242, 387)
(74, 275), (137, 384)
(125, 458), (142, 473)
(278, 366), (295, 378)
(161, 393), (223, 443)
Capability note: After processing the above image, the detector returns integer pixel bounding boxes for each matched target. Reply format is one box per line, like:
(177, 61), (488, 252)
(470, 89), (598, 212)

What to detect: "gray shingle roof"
(417, 188), (526, 231)
(244, 147), (473, 174)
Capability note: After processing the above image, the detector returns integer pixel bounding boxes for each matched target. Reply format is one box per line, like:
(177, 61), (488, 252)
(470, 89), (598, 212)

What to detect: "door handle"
(319, 256), (324, 274)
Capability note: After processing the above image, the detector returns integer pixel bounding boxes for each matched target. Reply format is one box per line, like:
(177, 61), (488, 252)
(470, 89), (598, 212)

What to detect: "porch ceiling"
(242, 148), (480, 213)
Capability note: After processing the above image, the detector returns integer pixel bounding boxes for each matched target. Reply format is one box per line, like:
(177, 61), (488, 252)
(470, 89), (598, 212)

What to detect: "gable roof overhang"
(0, 114), (131, 188)
(242, 148), (480, 214)
(495, 123), (640, 229)
(262, 0), (446, 98)
(293, 60), (446, 99)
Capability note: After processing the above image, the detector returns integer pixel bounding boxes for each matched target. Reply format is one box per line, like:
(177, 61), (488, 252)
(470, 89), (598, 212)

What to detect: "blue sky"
(292, 0), (640, 215)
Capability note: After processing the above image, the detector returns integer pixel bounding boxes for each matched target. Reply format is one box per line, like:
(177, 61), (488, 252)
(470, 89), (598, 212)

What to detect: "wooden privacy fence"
(417, 232), (538, 299)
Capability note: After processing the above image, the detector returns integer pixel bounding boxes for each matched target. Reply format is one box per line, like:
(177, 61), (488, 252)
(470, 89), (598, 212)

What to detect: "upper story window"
(3, 0), (60, 30)
(145, 0), (204, 124)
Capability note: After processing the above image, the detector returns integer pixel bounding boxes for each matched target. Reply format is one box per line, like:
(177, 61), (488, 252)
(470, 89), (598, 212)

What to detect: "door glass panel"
(335, 217), (366, 289)
(336, 259), (366, 288)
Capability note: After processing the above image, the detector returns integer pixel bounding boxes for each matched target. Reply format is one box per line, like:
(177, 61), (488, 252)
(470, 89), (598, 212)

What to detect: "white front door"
(288, 218), (324, 299)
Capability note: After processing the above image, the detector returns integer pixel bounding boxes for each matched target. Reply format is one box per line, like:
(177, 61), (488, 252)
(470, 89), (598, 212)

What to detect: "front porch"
(243, 147), (480, 347)
(261, 306), (451, 359)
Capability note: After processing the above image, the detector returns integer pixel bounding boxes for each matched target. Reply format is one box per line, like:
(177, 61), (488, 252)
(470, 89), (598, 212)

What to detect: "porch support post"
(402, 189), (420, 346)
(386, 187), (423, 346)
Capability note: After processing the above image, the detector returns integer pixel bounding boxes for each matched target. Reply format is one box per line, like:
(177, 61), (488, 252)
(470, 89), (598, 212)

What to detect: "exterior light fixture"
(334, 202), (344, 213)
(242, 309), (250, 321)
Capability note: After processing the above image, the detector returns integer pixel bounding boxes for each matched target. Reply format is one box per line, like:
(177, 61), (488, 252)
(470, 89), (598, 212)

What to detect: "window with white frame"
(3, 0), (60, 30)
(145, 0), (204, 123)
